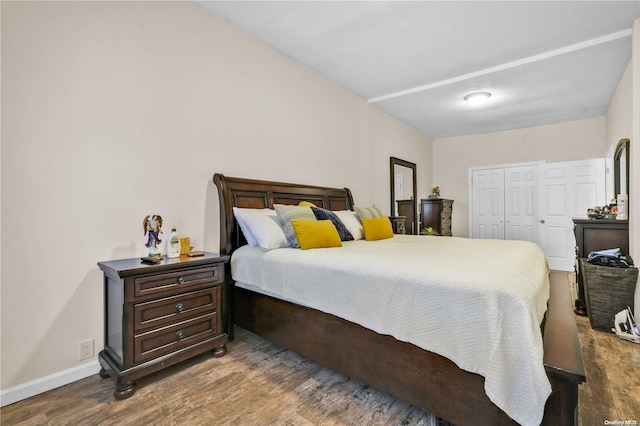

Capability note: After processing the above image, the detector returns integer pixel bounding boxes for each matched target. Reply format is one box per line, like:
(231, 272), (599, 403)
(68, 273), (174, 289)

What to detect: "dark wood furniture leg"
(98, 367), (110, 379)
(114, 382), (136, 400)
(212, 344), (227, 357)
(574, 286), (588, 316)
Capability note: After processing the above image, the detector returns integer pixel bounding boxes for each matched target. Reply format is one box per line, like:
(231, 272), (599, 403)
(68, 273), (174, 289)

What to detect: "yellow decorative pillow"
(361, 216), (394, 241)
(292, 219), (342, 250)
(298, 201), (318, 207)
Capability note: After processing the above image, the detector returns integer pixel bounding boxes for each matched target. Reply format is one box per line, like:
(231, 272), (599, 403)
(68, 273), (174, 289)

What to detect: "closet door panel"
(539, 159), (605, 271)
(504, 165), (539, 244)
(471, 168), (504, 239)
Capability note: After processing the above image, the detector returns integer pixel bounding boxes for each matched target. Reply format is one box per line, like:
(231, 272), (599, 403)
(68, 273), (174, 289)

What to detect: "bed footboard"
(233, 272), (585, 426)
(540, 271), (586, 425)
(234, 286), (515, 425)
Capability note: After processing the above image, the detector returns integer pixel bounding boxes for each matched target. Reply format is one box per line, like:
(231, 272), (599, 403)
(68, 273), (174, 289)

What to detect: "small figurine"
(143, 215), (163, 257)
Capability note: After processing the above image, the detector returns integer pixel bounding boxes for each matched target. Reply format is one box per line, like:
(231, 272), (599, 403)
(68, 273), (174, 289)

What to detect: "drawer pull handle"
(175, 303), (184, 313)
(177, 276), (185, 284)
(176, 331), (184, 340)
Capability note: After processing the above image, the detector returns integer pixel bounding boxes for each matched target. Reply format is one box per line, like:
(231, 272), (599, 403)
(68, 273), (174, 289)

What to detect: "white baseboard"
(0, 360), (101, 407)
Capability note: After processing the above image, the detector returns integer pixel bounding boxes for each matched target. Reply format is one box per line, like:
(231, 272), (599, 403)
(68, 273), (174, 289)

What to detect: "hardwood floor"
(1, 273), (638, 426)
(0, 329), (436, 426)
(571, 285), (640, 426)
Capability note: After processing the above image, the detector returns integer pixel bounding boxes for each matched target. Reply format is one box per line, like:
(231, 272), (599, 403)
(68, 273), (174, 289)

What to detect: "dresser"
(572, 218), (629, 316)
(97, 253), (229, 399)
(396, 199), (417, 235)
(420, 199), (454, 236)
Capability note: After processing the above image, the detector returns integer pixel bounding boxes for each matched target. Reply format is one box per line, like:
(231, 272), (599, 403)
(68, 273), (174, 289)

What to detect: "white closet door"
(504, 165), (540, 244)
(471, 168), (505, 239)
(539, 159), (605, 271)
(471, 160), (604, 271)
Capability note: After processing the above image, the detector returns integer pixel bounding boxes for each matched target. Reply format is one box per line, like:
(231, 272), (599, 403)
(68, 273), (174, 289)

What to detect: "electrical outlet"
(78, 338), (94, 361)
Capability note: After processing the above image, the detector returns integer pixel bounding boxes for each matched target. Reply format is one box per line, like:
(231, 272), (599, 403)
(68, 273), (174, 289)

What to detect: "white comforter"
(232, 235), (551, 425)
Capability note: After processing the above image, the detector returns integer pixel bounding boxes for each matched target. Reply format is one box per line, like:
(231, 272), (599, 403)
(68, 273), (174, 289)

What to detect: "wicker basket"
(579, 258), (639, 331)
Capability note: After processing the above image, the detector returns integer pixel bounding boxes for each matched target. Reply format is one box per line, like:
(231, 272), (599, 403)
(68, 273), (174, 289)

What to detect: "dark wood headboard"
(213, 173), (354, 256)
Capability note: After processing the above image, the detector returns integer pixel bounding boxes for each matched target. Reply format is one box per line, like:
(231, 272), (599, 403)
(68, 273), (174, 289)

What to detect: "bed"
(213, 173), (585, 426)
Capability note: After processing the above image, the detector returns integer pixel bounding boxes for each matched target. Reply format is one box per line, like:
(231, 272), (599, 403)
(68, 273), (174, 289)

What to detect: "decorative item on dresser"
(420, 198), (453, 236)
(142, 214), (163, 258)
(572, 218), (629, 316)
(97, 253), (230, 400)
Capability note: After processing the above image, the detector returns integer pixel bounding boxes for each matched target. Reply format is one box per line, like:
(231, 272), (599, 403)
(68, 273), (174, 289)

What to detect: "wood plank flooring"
(573, 289), (640, 425)
(1, 272), (638, 426)
(0, 328), (436, 426)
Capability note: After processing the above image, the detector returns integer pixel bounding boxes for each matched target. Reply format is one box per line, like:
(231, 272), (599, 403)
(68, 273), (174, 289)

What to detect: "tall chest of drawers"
(97, 253), (229, 399)
(420, 198), (454, 236)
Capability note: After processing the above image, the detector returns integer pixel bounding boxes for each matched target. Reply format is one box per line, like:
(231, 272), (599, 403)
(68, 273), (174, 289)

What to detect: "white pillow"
(334, 210), (364, 240)
(233, 207), (259, 246)
(232, 207), (290, 250)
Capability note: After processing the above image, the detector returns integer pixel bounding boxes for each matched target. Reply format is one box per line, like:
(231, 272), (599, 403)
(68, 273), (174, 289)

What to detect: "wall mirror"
(390, 157), (417, 234)
(614, 138), (630, 200)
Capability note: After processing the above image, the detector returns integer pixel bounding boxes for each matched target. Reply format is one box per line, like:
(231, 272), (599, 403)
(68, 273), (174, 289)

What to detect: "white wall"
(605, 62), (632, 201)
(0, 1), (431, 394)
(432, 117), (606, 237)
(368, 106), (433, 217)
(631, 19), (640, 319)
(607, 19), (640, 320)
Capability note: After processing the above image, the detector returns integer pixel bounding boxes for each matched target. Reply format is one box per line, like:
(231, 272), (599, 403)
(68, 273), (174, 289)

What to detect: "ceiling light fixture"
(464, 92), (491, 106)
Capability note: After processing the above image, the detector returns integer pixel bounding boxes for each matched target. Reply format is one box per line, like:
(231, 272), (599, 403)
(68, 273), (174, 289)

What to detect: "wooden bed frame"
(213, 173), (585, 426)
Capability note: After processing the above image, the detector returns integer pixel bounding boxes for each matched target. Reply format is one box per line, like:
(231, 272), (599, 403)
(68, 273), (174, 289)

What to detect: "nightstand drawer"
(134, 287), (219, 332)
(134, 265), (222, 300)
(134, 313), (218, 363)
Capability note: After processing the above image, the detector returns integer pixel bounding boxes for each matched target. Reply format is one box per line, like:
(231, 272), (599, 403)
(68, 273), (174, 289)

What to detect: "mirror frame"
(389, 157), (417, 235)
(614, 138), (630, 201)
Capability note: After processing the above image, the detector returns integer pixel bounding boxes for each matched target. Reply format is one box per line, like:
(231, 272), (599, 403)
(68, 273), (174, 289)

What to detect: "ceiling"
(194, 1), (640, 139)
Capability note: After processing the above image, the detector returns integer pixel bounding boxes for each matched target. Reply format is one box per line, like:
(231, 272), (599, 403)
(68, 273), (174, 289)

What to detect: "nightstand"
(389, 216), (407, 234)
(97, 252), (230, 400)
